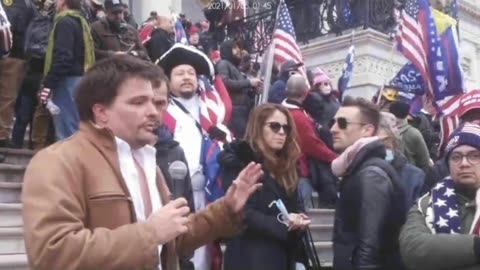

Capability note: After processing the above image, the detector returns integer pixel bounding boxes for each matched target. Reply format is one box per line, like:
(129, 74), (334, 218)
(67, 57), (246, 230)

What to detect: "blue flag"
(338, 45), (355, 96)
(390, 63), (426, 114)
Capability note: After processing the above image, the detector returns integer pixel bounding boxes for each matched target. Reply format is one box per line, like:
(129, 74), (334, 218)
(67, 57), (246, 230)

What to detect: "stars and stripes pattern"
(438, 113), (460, 156)
(164, 75), (232, 139)
(396, 0), (431, 95)
(163, 74), (233, 204)
(425, 178), (461, 234)
(396, 0), (449, 104)
(272, 1), (305, 75)
(175, 16), (188, 45)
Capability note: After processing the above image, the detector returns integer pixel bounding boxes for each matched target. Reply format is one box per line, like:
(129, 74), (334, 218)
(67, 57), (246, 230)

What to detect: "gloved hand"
(208, 126), (227, 141)
(38, 88), (51, 105)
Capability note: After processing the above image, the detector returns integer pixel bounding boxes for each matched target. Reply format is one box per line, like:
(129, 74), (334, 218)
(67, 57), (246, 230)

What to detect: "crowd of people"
(1, 0), (480, 270)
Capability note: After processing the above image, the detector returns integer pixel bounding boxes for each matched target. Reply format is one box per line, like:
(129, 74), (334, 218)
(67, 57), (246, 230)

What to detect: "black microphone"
(168, 161), (188, 199)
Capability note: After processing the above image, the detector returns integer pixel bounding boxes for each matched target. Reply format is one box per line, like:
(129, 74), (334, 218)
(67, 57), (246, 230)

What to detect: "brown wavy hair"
(245, 103), (301, 195)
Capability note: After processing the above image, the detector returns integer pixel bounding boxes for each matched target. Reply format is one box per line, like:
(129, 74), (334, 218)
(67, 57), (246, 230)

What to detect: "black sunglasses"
(329, 117), (367, 130)
(266, 122), (291, 134)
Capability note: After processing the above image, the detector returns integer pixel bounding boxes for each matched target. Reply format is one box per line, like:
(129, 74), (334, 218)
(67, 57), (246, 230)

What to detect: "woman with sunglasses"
(219, 103), (311, 270)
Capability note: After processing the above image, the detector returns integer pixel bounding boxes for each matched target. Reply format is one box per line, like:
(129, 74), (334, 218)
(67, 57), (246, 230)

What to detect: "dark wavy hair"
(244, 103), (301, 195)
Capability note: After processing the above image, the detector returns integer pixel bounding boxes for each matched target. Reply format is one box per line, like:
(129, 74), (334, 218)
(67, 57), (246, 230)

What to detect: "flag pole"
(259, 41), (275, 104)
(258, 0), (283, 105)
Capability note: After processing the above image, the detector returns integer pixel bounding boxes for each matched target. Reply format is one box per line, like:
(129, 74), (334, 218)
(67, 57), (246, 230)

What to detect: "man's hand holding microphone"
(146, 162), (263, 245)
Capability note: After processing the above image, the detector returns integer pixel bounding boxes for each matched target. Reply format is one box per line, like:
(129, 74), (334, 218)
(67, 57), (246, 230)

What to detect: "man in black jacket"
(145, 15), (174, 63)
(155, 125), (195, 270)
(216, 40), (261, 138)
(39, 0), (94, 140)
(330, 97), (407, 270)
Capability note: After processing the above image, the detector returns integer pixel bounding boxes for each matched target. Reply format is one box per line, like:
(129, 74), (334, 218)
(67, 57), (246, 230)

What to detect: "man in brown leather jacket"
(90, 0), (148, 60)
(21, 55), (263, 270)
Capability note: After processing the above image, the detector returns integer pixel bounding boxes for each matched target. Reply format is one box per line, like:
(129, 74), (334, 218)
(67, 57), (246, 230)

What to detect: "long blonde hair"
(244, 104), (301, 195)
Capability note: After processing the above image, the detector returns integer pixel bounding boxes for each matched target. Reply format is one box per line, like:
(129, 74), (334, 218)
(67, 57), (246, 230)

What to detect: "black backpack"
(23, 0), (52, 59)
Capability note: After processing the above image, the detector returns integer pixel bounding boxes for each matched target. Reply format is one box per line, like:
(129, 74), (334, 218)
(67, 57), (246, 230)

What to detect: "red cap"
(189, 26), (199, 35)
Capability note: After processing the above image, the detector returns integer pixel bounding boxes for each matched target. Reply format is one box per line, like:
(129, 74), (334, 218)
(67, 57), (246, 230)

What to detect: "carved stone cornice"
(460, 0), (480, 19)
(300, 28), (396, 58)
(310, 55), (404, 86)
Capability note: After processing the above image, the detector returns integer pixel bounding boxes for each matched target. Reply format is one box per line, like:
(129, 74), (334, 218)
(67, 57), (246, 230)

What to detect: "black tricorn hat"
(156, 43), (215, 78)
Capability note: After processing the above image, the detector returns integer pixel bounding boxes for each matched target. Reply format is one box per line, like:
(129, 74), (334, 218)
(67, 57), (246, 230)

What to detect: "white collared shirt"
(115, 137), (163, 269)
(169, 96), (204, 176)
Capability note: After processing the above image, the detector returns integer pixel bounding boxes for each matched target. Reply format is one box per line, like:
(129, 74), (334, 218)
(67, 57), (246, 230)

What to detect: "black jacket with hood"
(216, 40), (255, 138)
(303, 90), (340, 128)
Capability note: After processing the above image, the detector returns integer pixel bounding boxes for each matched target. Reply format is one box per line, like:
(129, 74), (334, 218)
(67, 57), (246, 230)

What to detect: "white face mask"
(385, 149), (395, 162)
(319, 83), (332, 95)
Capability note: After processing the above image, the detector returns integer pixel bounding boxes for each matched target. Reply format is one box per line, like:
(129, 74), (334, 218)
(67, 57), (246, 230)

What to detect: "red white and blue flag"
(272, 1), (305, 75)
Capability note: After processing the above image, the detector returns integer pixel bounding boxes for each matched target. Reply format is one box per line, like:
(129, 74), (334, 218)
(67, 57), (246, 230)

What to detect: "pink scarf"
(331, 137), (380, 178)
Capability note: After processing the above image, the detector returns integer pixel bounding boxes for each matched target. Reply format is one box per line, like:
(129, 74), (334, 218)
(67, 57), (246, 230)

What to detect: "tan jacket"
(22, 122), (242, 270)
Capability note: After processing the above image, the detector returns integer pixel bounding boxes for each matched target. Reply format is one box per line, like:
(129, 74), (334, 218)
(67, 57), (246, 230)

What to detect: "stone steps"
(310, 224), (333, 242)
(0, 149), (34, 167)
(0, 164), (26, 183)
(0, 204), (21, 227)
(0, 254), (28, 270)
(315, 241), (333, 267)
(0, 227), (24, 254)
(307, 208), (335, 225)
(0, 182), (22, 204)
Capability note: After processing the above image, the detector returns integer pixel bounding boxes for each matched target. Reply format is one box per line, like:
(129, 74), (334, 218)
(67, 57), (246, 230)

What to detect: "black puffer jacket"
(216, 40), (255, 138)
(333, 141), (407, 270)
(303, 91), (340, 128)
(218, 140), (308, 270)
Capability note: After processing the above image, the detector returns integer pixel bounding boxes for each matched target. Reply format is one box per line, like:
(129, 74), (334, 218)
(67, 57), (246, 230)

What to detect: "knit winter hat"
(389, 101), (410, 120)
(312, 67), (331, 85)
(445, 123), (480, 162)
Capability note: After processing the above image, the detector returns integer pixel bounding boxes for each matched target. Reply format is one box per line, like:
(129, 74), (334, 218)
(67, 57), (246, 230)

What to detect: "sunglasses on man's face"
(265, 122), (291, 134)
(329, 117), (367, 130)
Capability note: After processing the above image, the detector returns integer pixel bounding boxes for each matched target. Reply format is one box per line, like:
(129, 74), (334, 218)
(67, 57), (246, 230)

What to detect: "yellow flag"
(431, 8), (457, 34)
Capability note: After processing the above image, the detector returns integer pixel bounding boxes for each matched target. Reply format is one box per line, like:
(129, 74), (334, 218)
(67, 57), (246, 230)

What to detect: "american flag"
(396, 0), (448, 103)
(174, 16), (188, 45)
(272, 1), (305, 75)
(425, 178), (461, 234)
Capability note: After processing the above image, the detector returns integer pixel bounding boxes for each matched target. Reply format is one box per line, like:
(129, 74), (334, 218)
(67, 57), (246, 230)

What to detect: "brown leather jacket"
(22, 122), (242, 270)
(90, 18), (149, 61)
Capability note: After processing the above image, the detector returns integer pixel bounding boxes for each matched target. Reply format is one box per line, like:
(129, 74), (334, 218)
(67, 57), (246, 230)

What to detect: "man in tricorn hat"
(158, 43), (232, 270)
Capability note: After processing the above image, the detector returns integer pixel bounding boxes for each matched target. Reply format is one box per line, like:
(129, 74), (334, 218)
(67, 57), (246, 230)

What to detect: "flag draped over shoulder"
(163, 74), (233, 203)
